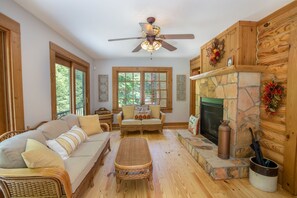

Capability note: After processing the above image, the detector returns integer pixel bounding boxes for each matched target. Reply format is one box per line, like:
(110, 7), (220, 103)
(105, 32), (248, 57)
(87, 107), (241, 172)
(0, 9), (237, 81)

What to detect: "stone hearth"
(194, 72), (261, 158)
(177, 130), (249, 180)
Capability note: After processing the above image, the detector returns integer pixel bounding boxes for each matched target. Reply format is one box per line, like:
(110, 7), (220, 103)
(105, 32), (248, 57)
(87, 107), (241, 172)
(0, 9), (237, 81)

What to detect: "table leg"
(116, 177), (121, 192)
(149, 166), (154, 190)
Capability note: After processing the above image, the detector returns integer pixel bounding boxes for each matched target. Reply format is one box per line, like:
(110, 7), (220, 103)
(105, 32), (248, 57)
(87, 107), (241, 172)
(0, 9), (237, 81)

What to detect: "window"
(50, 42), (90, 119)
(112, 67), (172, 112)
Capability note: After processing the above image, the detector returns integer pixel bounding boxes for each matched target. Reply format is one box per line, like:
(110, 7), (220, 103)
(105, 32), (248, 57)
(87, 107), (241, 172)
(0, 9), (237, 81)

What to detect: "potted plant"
(249, 128), (279, 192)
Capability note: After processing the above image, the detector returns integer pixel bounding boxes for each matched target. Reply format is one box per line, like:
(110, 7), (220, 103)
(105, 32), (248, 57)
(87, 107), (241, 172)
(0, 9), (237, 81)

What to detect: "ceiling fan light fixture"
(141, 40), (162, 52)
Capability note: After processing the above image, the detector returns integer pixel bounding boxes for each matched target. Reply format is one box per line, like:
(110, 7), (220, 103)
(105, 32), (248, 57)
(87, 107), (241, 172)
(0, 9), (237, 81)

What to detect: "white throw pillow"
(46, 125), (88, 160)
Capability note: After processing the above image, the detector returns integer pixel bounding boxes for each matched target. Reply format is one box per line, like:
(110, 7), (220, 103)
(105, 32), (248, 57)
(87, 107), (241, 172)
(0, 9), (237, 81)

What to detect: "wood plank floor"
(82, 130), (295, 198)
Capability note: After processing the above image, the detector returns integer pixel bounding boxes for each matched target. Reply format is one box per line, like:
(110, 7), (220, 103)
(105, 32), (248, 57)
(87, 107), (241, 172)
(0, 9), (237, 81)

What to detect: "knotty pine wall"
(257, 2), (297, 183)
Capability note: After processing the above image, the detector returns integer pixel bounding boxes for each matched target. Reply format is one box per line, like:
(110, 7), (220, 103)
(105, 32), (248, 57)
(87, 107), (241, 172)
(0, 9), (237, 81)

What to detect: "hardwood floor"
(82, 130), (295, 198)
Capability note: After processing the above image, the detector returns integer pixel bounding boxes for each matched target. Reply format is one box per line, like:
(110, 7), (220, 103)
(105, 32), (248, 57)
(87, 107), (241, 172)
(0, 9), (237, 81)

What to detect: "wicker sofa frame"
(0, 123), (111, 198)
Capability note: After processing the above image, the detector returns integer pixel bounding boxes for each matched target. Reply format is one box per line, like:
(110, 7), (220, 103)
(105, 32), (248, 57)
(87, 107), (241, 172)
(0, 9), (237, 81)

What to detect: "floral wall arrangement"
(206, 38), (225, 66)
(262, 81), (285, 115)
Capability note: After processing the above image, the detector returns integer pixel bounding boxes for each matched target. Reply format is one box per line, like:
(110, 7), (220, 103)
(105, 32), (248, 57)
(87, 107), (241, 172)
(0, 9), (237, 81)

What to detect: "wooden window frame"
(50, 42), (90, 120)
(0, 13), (24, 131)
(112, 67), (172, 113)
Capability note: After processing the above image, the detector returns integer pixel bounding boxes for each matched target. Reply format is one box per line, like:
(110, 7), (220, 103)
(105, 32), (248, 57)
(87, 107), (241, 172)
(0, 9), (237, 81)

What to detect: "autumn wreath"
(207, 38), (225, 66)
(262, 81), (285, 114)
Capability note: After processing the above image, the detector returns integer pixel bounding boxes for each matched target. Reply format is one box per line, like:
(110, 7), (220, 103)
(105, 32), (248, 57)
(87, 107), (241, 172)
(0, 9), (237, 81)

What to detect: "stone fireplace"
(194, 72), (261, 158)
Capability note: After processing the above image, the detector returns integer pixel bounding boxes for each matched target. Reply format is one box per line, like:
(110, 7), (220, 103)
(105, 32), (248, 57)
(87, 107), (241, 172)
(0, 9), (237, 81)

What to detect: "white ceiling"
(14, 0), (293, 59)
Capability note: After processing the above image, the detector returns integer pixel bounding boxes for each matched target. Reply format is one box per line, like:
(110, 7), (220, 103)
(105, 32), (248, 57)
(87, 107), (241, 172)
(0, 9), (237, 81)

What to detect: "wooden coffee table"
(114, 137), (153, 192)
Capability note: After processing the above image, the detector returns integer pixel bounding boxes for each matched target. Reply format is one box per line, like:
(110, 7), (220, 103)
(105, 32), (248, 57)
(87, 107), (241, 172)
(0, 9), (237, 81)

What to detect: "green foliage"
(55, 64), (85, 116)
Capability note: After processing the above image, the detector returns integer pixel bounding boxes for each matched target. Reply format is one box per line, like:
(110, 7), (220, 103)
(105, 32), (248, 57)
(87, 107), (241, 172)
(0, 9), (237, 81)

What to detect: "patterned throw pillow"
(134, 110), (151, 120)
(46, 125), (88, 160)
(188, 115), (200, 135)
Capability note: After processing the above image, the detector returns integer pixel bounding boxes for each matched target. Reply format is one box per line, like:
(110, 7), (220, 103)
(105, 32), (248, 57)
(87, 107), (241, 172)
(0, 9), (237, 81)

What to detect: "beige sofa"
(117, 105), (166, 136)
(0, 114), (111, 198)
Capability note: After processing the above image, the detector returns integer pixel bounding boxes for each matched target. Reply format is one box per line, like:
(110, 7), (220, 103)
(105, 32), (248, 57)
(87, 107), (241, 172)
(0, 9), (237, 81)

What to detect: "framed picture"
(227, 56), (233, 66)
(176, 74), (186, 101)
(98, 75), (108, 102)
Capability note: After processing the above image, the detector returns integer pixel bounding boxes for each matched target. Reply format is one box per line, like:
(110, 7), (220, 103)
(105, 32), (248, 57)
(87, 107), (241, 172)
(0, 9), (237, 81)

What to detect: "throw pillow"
(46, 126), (87, 159)
(149, 105), (160, 119)
(188, 115), (200, 135)
(78, 115), (103, 136)
(21, 139), (64, 169)
(134, 110), (151, 120)
(122, 105), (135, 119)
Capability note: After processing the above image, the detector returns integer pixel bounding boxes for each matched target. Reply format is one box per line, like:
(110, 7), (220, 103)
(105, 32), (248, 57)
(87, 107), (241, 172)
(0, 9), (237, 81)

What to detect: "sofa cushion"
(78, 115), (103, 136)
(122, 105), (135, 119)
(21, 139), (64, 169)
(122, 119), (141, 125)
(61, 114), (80, 128)
(37, 120), (70, 140)
(0, 130), (46, 168)
(46, 127), (85, 160)
(71, 141), (106, 164)
(141, 119), (162, 125)
(87, 132), (110, 144)
(64, 156), (93, 193)
(149, 105), (160, 119)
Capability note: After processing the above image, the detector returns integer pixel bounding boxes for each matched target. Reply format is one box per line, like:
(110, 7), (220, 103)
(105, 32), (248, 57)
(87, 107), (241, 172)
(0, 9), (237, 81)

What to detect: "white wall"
(1, 0), (94, 128)
(93, 58), (190, 123)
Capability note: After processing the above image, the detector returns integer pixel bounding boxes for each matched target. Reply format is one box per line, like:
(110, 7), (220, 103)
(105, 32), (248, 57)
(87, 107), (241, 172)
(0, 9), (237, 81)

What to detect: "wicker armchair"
(0, 122), (110, 198)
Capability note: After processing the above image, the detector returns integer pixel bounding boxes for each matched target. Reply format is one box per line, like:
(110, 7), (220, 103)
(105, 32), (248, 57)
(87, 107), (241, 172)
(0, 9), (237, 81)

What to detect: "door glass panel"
(55, 64), (71, 118)
(75, 69), (86, 116)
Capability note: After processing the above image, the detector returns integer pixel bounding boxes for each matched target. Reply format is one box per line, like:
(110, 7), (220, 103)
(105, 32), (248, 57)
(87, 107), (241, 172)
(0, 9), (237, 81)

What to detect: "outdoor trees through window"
(113, 67), (172, 112)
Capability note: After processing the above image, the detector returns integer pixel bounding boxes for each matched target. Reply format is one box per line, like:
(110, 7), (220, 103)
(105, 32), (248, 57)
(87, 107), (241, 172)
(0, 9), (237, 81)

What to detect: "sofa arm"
(0, 167), (72, 198)
(100, 123), (110, 132)
(160, 111), (166, 124)
(117, 112), (123, 126)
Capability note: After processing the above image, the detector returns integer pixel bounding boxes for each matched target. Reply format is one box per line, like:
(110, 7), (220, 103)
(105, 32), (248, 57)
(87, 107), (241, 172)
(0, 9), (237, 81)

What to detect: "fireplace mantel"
(190, 65), (267, 80)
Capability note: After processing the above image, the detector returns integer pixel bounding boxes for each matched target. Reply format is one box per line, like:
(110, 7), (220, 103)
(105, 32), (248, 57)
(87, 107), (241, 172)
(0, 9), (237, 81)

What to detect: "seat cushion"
(61, 114), (80, 128)
(141, 119), (162, 125)
(37, 120), (70, 140)
(64, 156), (93, 193)
(0, 130), (46, 168)
(122, 119), (141, 125)
(87, 132), (110, 144)
(71, 141), (106, 164)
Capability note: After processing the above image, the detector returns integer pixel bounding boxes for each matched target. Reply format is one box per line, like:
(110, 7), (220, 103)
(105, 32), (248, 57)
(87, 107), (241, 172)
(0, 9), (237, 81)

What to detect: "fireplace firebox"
(200, 98), (223, 145)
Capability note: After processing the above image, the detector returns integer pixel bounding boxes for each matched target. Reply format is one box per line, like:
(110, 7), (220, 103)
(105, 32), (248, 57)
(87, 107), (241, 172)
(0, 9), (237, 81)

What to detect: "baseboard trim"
(163, 122), (188, 129)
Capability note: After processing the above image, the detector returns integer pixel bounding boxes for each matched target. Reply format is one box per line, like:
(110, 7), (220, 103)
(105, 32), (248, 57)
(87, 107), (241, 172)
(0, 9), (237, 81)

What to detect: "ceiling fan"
(108, 17), (195, 53)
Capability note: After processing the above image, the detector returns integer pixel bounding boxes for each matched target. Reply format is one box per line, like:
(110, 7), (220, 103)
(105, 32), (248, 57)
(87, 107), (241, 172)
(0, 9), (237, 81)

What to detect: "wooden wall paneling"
(238, 22), (257, 65)
(256, 1), (297, 190)
(283, 27), (297, 195)
(190, 56), (200, 116)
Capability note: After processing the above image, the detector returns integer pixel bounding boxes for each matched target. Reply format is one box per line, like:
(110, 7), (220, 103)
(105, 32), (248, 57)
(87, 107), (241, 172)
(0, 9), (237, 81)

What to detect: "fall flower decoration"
(262, 81), (285, 115)
(207, 38), (225, 66)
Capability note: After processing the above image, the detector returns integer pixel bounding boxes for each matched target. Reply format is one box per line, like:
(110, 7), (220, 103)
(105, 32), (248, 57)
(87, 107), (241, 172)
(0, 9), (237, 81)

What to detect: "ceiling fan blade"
(160, 40), (177, 51)
(139, 23), (154, 35)
(159, 34), (195, 39)
(132, 43), (142, 52)
(108, 37), (144, 42)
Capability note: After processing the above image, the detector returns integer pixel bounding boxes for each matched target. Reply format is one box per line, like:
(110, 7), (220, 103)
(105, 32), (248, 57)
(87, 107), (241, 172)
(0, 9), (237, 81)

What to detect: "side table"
(98, 113), (113, 131)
